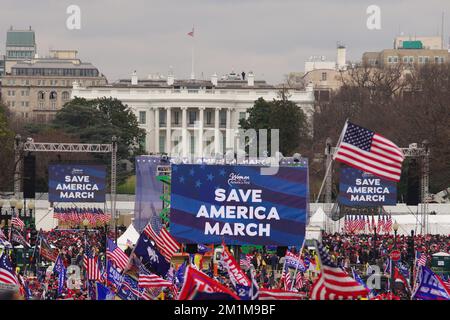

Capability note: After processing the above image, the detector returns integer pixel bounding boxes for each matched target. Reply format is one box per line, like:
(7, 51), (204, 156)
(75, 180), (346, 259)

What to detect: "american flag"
(258, 289), (306, 300)
(11, 217), (25, 231)
(0, 253), (19, 286)
(84, 247), (102, 281)
(138, 265), (173, 288)
(334, 122), (405, 182)
(281, 266), (293, 291)
(358, 215), (365, 232)
(240, 254), (252, 270)
(378, 215), (385, 232)
(295, 272), (304, 289)
(310, 242), (369, 300)
(384, 215), (393, 233)
(106, 238), (129, 270)
(143, 223), (180, 262)
(416, 252), (427, 267)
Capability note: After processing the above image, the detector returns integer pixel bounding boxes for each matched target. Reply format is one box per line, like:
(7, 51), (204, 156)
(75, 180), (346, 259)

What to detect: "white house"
(71, 71), (315, 157)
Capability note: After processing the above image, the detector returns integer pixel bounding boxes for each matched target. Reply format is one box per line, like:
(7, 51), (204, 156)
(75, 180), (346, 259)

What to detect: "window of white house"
(321, 72), (327, 81)
(139, 111), (146, 124)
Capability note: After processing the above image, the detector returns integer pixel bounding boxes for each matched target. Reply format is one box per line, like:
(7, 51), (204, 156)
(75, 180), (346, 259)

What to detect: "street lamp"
(28, 200), (35, 228)
(372, 223), (378, 263)
(0, 199), (4, 223)
(16, 201), (24, 217)
(390, 220), (399, 294)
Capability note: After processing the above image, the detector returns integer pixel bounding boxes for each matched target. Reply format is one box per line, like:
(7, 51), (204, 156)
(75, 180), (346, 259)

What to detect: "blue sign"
(48, 164), (106, 202)
(170, 164), (308, 246)
(338, 166), (397, 206)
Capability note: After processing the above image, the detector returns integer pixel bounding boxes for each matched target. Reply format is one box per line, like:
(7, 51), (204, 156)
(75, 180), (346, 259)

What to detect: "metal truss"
(23, 141), (112, 153)
(324, 141), (430, 234)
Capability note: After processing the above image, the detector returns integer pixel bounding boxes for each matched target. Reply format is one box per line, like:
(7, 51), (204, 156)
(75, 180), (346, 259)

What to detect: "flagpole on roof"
(190, 25), (195, 80)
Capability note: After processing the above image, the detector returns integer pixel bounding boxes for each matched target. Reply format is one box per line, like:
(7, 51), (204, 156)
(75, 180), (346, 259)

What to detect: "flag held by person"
(106, 238), (130, 270)
(143, 223), (180, 263)
(177, 266), (240, 300)
(0, 253), (19, 287)
(334, 121), (405, 182)
(138, 265), (173, 288)
(310, 242), (369, 300)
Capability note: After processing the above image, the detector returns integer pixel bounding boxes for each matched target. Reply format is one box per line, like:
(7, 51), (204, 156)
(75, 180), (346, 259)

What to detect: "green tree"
(52, 97), (146, 183)
(0, 101), (15, 192)
(239, 92), (309, 156)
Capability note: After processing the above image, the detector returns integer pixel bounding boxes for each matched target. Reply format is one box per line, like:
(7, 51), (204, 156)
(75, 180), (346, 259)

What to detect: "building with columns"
(71, 71), (315, 157)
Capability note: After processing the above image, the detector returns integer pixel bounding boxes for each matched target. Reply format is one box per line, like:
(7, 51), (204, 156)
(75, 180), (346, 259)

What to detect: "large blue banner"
(170, 164), (308, 246)
(134, 156), (165, 232)
(338, 166), (397, 207)
(48, 164), (106, 202)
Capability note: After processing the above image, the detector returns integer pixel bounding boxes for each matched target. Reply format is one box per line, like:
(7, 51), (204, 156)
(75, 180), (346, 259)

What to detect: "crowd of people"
(1, 227), (449, 300)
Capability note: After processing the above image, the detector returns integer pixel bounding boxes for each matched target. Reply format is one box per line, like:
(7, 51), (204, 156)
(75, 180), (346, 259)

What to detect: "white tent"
(117, 224), (140, 251)
(308, 207), (326, 230)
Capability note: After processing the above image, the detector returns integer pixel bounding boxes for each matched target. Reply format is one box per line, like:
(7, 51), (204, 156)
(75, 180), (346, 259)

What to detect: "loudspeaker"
(23, 154), (36, 199)
(406, 159), (420, 205)
(277, 246), (287, 257)
(185, 244), (198, 254)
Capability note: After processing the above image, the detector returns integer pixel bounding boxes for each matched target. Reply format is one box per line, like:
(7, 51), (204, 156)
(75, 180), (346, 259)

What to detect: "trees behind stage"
(312, 63), (450, 198)
(0, 97), (146, 192)
(239, 91), (310, 156)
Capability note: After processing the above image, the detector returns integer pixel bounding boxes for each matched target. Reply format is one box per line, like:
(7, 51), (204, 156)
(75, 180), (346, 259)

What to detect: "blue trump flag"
(134, 232), (170, 277)
(57, 265), (66, 296)
(107, 261), (123, 288)
(96, 282), (115, 300)
(117, 274), (141, 300)
(170, 164), (308, 246)
(53, 255), (64, 274)
(412, 266), (450, 300)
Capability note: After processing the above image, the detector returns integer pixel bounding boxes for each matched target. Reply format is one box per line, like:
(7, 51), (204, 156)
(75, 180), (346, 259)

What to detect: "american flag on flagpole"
(416, 252), (427, 267)
(106, 238), (129, 270)
(143, 223), (180, 262)
(0, 253), (19, 286)
(310, 242), (369, 300)
(187, 26), (194, 37)
(138, 265), (173, 288)
(11, 217), (25, 231)
(334, 121), (405, 182)
(258, 289), (306, 300)
(84, 247), (102, 281)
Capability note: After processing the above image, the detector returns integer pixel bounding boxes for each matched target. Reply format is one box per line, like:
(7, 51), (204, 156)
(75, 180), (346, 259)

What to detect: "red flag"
(177, 266), (240, 300)
(187, 27), (194, 37)
(221, 243), (251, 288)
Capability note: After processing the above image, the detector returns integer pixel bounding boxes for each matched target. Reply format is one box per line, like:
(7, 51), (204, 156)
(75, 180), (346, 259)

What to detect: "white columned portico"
(181, 107), (188, 157)
(214, 107), (221, 155)
(198, 107), (205, 157)
(165, 107), (171, 155)
(226, 108), (233, 150)
(154, 107), (160, 153)
(147, 106), (155, 153)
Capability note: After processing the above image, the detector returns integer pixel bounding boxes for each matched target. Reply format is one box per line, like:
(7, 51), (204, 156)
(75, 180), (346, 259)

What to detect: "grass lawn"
(117, 175), (136, 194)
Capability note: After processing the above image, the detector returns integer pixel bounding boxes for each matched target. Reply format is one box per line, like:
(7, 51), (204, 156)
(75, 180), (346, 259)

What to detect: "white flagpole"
(315, 119), (349, 203)
(190, 25), (195, 80)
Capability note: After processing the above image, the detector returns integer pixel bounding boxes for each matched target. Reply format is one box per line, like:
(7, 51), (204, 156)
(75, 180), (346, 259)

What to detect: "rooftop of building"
(6, 28), (36, 47)
(11, 58), (100, 70)
(99, 78), (289, 90)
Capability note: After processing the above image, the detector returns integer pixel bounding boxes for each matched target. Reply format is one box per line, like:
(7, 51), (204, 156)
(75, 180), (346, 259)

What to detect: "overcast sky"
(1, 0), (449, 83)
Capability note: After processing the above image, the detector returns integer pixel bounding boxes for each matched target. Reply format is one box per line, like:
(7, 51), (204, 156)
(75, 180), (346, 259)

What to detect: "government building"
(71, 71), (315, 157)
